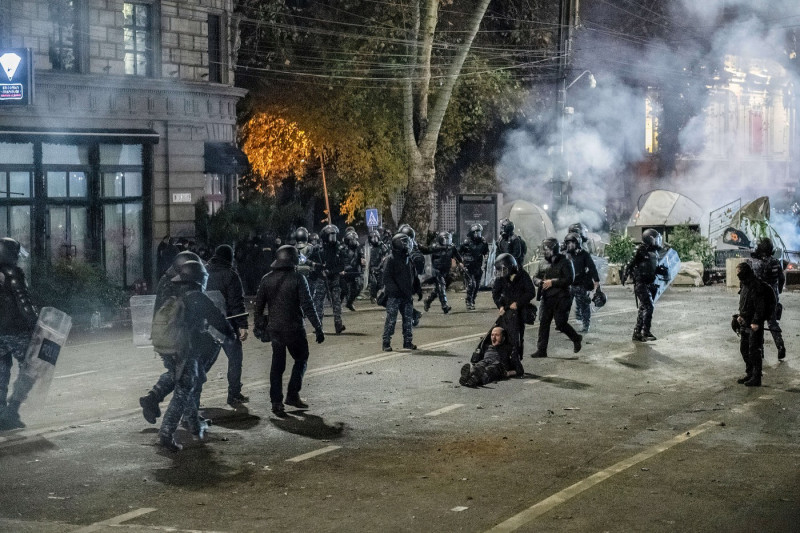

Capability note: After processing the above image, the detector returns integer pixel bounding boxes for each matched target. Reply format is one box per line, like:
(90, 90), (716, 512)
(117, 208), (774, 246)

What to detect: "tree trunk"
(399, 0), (492, 235)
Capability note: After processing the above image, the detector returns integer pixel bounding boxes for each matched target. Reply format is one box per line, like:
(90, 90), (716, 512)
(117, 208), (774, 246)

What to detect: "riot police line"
(0, 223), (786, 448)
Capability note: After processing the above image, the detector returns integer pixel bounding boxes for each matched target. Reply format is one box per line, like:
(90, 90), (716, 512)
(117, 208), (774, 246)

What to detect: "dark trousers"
(470, 360), (506, 385)
(269, 329), (310, 404)
(0, 334), (33, 409)
(425, 268), (449, 309)
(223, 337), (244, 396)
(739, 325), (764, 377)
(383, 297), (414, 346)
(500, 309), (525, 360)
(368, 269), (381, 299)
(159, 353), (199, 438)
(313, 275), (343, 328)
(634, 282), (655, 334)
(465, 267), (482, 306)
(537, 296), (580, 355)
(570, 285), (592, 328)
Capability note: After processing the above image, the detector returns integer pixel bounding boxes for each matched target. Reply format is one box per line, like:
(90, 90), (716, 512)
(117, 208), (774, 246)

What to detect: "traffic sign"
(366, 208), (380, 227)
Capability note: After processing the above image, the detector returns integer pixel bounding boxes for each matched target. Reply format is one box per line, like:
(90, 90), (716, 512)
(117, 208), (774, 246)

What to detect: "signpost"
(0, 48), (33, 106)
(365, 208), (380, 228)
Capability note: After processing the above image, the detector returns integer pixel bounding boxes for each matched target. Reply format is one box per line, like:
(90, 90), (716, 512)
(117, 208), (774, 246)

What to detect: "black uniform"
(568, 249), (600, 332)
(315, 241), (346, 334)
(532, 255), (582, 357)
(341, 239), (365, 310)
(382, 246), (416, 350)
(748, 254), (786, 359)
(459, 237), (489, 309)
(736, 264), (776, 386)
(368, 240), (390, 302)
(492, 269), (536, 362)
(424, 241), (462, 313)
(625, 243), (660, 340)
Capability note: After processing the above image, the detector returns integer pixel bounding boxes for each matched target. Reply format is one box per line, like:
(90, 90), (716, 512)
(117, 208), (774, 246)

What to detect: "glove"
(315, 329), (325, 344)
(253, 326), (270, 343)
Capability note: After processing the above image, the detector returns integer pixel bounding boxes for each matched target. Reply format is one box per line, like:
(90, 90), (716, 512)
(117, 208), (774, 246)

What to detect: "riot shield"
(130, 295), (157, 346)
(652, 248), (682, 303)
(592, 255), (609, 287)
(23, 307), (73, 404)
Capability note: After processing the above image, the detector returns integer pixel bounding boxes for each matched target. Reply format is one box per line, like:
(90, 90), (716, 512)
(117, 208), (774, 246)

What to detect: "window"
(123, 3), (152, 76)
(0, 143), (34, 271)
(208, 14), (222, 83)
(49, 0), (81, 72)
(204, 173), (235, 215)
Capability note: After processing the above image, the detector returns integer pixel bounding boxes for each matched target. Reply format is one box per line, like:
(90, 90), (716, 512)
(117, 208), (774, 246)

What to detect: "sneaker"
(442, 306), (452, 314)
(403, 342), (417, 350)
(139, 393), (161, 424)
(778, 347), (786, 360)
(573, 334), (583, 354)
(158, 435), (183, 452)
(227, 393), (249, 407)
(285, 396), (309, 409)
(382, 344), (393, 352)
(530, 351), (548, 358)
(642, 331), (657, 341)
(744, 375), (762, 387)
(737, 374), (752, 384)
(271, 402), (288, 418)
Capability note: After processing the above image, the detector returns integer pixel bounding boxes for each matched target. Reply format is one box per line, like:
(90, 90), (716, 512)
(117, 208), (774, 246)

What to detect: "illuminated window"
(645, 89), (662, 154)
(123, 3), (152, 76)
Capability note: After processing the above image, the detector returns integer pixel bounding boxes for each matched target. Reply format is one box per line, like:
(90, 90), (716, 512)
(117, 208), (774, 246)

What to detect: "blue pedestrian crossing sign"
(365, 208), (380, 227)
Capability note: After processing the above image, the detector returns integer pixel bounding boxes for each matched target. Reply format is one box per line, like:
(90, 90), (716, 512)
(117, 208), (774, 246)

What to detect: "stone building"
(0, 0), (247, 287)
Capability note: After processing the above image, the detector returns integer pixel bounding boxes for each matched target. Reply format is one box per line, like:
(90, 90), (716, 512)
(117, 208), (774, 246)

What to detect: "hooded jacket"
(206, 255), (248, 330)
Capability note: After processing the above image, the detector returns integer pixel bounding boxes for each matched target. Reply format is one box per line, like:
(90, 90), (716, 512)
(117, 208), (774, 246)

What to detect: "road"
(1, 284), (798, 532)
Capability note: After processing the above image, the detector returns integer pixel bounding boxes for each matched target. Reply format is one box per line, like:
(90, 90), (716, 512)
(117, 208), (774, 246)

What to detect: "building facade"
(0, 0), (247, 287)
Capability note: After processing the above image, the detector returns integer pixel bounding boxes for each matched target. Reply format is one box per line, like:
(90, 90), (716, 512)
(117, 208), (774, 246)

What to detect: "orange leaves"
(240, 112), (312, 193)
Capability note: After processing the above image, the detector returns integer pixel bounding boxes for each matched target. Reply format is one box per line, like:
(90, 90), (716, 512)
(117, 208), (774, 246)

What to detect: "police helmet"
(500, 218), (514, 237)
(171, 260), (208, 290)
(541, 238), (561, 263)
(294, 227), (309, 244)
(172, 250), (201, 270)
(397, 223), (416, 241)
(642, 229), (663, 250)
(392, 233), (412, 254)
(368, 230), (381, 246)
(469, 224), (483, 241)
(436, 231), (451, 246)
(592, 288), (607, 308)
(755, 237), (774, 258)
(0, 237), (22, 266)
(271, 245), (300, 269)
(564, 232), (582, 253)
(568, 222), (589, 243)
(309, 232), (320, 245)
(320, 224), (340, 244)
(494, 253), (517, 278)
(344, 232), (360, 248)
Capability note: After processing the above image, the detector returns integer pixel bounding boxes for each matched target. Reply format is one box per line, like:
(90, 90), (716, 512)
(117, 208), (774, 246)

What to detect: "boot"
(227, 392), (249, 408)
(346, 303), (356, 312)
(737, 374), (752, 384)
(139, 392), (161, 424)
(459, 364), (471, 386)
(632, 331), (645, 342)
(530, 350), (548, 358)
(285, 395), (309, 409)
(335, 322), (346, 335)
(442, 305), (452, 314)
(403, 342), (417, 350)
(573, 334), (583, 354)
(271, 402), (288, 418)
(382, 344), (393, 352)
(642, 331), (657, 341)
(158, 435), (183, 452)
(778, 343), (786, 360)
(0, 405), (25, 431)
(423, 298), (432, 312)
(744, 375), (762, 387)
(412, 310), (421, 327)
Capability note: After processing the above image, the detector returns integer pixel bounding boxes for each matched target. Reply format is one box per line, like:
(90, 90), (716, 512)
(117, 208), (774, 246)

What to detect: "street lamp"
(555, 70), (596, 211)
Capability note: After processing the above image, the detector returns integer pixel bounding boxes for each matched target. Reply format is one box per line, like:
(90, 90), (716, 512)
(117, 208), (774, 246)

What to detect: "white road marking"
(484, 420), (719, 532)
(524, 374), (558, 384)
(424, 404), (465, 417)
(54, 370), (97, 379)
(71, 507), (156, 533)
(286, 445), (342, 463)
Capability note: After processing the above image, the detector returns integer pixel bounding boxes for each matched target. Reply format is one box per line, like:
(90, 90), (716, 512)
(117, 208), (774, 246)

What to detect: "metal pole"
(320, 153), (331, 224)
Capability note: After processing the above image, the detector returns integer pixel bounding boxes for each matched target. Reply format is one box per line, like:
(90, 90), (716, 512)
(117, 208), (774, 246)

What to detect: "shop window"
(208, 14), (222, 83)
(123, 3), (152, 76)
(204, 173), (232, 215)
(0, 142), (33, 164)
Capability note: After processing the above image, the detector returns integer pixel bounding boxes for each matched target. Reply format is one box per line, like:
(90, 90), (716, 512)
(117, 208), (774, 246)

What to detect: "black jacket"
(497, 235), (526, 265)
(569, 250), (599, 290)
(382, 251), (415, 300)
(626, 244), (658, 284)
(492, 269), (536, 309)
(206, 256), (248, 330)
(430, 243), (462, 272)
(459, 238), (489, 270)
(738, 278), (776, 325)
(320, 242), (346, 277)
(0, 264), (38, 335)
(533, 255), (575, 300)
(254, 268), (322, 333)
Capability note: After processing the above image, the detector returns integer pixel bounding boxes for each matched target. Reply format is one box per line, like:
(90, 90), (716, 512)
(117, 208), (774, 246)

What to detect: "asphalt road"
(1, 284), (798, 532)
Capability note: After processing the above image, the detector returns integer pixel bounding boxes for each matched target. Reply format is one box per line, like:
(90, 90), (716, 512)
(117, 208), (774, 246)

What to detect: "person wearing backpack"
(253, 245), (325, 418)
(206, 244), (250, 407)
(156, 260), (235, 452)
(734, 261), (776, 387)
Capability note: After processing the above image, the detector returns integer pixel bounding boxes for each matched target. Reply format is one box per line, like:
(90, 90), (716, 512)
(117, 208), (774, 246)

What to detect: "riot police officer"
(367, 230), (389, 303)
(749, 238), (786, 360)
(341, 230), (365, 311)
(0, 238), (38, 431)
(497, 218), (527, 266)
(531, 238), (582, 357)
(459, 224), (489, 310)
(382, 234), (417, 351)
(492, 253), (535, 375)
(315, 224), (346, 334)
(564, 232), (600, 333)
(424, 231), (463, 314)
(623, 229), (663, 342)
(396, 224), (424, 327)
(294, 227), (323, 290)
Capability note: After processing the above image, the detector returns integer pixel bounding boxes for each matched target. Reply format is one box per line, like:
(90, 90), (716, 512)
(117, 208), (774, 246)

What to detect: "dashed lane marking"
(424, 403), (465, 417)
(54, 370), (98, 379)
(71, 507), (156, 533)
(484, 420), (719, 532)
(286, 445), (342, 463)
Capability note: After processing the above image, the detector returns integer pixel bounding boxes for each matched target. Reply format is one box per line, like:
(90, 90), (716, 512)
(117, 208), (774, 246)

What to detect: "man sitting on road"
(459, 326), (520, 388)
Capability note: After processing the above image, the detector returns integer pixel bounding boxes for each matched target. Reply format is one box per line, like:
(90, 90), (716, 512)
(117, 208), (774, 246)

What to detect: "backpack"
(151, 295), (186, 354)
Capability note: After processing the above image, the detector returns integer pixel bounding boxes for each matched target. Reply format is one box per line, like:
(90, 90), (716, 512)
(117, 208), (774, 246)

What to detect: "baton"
(226, 312), (249, 320)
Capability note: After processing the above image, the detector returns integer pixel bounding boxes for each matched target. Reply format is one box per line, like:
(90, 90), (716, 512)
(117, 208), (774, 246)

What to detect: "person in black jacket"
(396, 224), (424, 327)
(496, 219), (527, 266)
(254, 245), (325, 418)
(735, 262), (776, 387)
(492, 253), (535, 375)
(424, 231), (463, 314)
(341, 230), (365, 311)
(0, 238), (39, 431)
(206, 245), (250, 407)
(531, 238), (582, 358)
(748, 238), (786, 360)
(623, 229), (663, 342)
(381, 234), (417, 352)
(564, 232), (600, 333)
(157, 261), (236, 452)
(367, 230), (389, 303)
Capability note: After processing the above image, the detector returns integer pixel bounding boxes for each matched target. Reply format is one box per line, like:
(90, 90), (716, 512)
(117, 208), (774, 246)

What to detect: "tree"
(399, 0), (493, 233)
